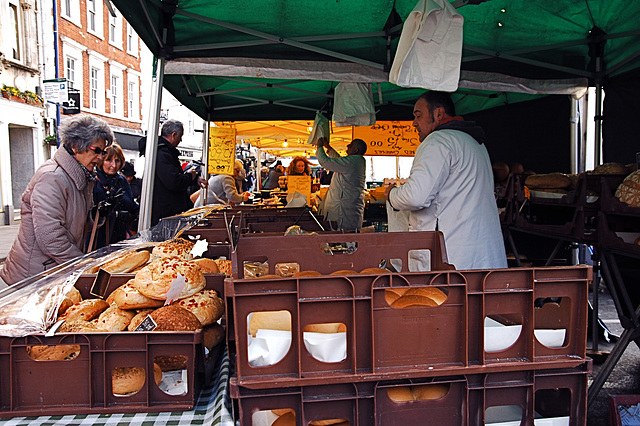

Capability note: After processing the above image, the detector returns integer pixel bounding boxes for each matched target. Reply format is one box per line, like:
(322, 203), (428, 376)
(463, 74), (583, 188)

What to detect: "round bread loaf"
(155, 355), (188, 371)
(411, 383), (450, 400)
(57, 286), (83, 316)
(292, 270), (322, 277)
(27, 344), (81, 361)
(193, 258), (219, 273)
(96, 305), (135, 332)
(128, 309), (155, 331)
(591, 162), (628, 175)
(616, 171), (640, 207)
(402, 287), (447, 305)
(360, 267), (389, 274)
(149, 305), (202, 331)
(152, 238), (194, 260)
(58, 319), (104, 333)
(272, 410), (295, 426)
(174, 289), (224, 326)
(133, 257), (206, 301)
(387, 386), (415, 402)
(384, 288), (405, 305)
(108, 281), (164, 309)
(213, 259), (232, 276)
(112, 367), (145, 395)
(330, 269), (358, 275)
(391, 294), (438, 308)
(154, 363), (163, 385)
(62, 299), (109, 322)
(203, 322), (225, 350)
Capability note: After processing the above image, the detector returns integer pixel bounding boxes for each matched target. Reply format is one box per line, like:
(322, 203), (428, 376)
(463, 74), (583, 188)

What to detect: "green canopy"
(111, 0), (640, 121)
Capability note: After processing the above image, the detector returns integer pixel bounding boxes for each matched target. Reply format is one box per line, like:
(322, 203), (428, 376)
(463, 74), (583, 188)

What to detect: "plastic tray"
(230, 362), (590, 426)
(0, 273), (225, 418)
(225, 264), (591, 389)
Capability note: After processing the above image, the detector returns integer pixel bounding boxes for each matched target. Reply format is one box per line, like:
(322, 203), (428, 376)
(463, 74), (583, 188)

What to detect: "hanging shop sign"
(208, 127), (237, 176)
(353, 121), (419, 156)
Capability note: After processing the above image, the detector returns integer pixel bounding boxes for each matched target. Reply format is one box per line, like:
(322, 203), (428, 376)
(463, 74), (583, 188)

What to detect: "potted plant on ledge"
(1, 85), (23, 102)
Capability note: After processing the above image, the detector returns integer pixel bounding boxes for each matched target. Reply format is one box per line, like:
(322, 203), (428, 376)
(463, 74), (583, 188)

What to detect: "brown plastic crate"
(609, 394), (640, 426)
(0, 273), (225, 418)
(230, 362), (590, 426)
(225, 265), (591, 389)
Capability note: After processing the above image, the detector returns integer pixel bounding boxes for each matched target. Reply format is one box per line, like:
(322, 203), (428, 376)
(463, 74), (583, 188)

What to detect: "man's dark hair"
(418, 91), (456, 117)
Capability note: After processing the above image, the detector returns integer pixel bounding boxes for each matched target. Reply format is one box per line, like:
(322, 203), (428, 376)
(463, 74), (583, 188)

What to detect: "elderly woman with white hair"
(0, 115), (114, 286)
(192, 159), (251, 206)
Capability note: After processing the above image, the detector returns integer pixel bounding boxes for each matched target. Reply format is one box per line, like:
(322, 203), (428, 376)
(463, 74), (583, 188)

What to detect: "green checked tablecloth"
(0, 349), (233, 426)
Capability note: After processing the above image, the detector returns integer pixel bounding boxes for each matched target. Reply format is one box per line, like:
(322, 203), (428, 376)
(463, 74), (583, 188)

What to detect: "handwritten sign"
(287, 175), (312, 203)
(208, 127), (237, 175)
(353, 121), (419, 157)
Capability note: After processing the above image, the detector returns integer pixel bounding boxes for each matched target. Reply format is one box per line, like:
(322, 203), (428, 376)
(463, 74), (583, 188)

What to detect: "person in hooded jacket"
(385, 91), (507, 270)
(316, 137), (367, 231)
(0, 115), (114, 286)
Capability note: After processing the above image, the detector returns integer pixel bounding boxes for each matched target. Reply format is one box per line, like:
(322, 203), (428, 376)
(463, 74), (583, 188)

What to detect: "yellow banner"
(353, 121), (419, 156)
(287, 175), (312, 203)
(208, 127), (237, 175)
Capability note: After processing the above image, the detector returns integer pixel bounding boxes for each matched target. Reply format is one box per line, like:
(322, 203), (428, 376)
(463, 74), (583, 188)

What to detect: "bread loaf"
(111, 367), (146, 395)
(360, 267), (389, 274)
(272, 410), (295, 426)
(524, 173), (572, 189)
(303, 323), (347, 333)
(384, 288), (405, 305)
(57, 286), (83, 316)
(402, 287), (447, 305)
(590, 162), (628, 175)
(391, 294), (438, 308)
(203, 322), (225, 350)
(128, 309), (154, 331)
(387, 386), (415, 402)
(61, 299), (109, 322)
(96, 305), (135, 332)
(174, 289), (224, 326)
(149, 305), (202, 331)
(152, 238), (194, 260)
(192, 257), (219, 273)
(615, 171), (640, 207)
(411, 383), (450, 400)
(108, 281), (164, 309)
(155, 355), (188, 371)
(292, 270), (321, 277)
(330, 269), (358, 275)
(213, 259), (232, 276)
(102, 250), (151, 273)
(27, 344), (81, 361)
(249, 310), (291, 337)
(58, 319), (104, 333)
(133, 257), (206, 301)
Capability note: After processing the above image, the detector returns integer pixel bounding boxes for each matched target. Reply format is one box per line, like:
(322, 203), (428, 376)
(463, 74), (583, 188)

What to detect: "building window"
(65, 57), (76, 88)
(127, 25), (134, 52)
(128, 81), (134, 116)
(109, 14), (117, 43)
(9, 4), (21, 61)
(90, 67), (98, 109)
(87, 0), (96, 32)
(63, 0), (71, 17)
(111, 75), (118, 114)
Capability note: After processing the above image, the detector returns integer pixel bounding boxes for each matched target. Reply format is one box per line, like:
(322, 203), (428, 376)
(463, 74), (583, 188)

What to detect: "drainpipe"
(52, 0), (61, 146)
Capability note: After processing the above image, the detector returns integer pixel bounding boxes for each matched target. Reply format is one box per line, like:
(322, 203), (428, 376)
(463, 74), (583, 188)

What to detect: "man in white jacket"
(385, 91), (507, 270)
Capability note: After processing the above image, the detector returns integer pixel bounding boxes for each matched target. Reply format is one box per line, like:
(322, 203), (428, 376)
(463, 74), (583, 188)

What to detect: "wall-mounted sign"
(208, 127), (237, 175)
(353, 121), (420, 156)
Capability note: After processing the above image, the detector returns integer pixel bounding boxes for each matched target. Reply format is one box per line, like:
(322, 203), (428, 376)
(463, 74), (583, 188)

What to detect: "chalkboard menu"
(353, 121), (419, 156)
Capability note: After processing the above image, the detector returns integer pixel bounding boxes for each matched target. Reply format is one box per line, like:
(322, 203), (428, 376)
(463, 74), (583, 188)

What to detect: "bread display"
(149, 305), (202, 331)
(132, 257), (206, 301)
(616, 170), (640, 207)
(151, 237), (195, 260)
(174, 289), (224, 326)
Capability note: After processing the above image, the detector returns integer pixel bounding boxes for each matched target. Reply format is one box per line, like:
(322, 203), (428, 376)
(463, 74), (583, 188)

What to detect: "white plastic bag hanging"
(332, 82), (376, 127)
(389, 0), (463, 91)
(307, 111), (330, 146)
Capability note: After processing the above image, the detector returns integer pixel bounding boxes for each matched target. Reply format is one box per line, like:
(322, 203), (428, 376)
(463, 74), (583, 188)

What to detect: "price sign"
(208, 127), (237, 175)
(287, 175), (312, 203)
(353, 121), (419, 156)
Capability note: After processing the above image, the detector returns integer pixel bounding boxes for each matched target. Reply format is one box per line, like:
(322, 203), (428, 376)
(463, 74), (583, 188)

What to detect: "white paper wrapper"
(303, 331), (347, 363)
(484, 317), (522, 352)
(248, 329), (292, 367)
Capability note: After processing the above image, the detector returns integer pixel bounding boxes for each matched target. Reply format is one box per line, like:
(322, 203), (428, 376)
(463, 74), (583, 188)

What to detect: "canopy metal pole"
(570, 97), (580, 174)
(257, 148), (263, 190)
(396, 156), (400, 179)
(594, 82), (603, 166)
(202, 119), (210, 205)
(138, 58), (165, 232)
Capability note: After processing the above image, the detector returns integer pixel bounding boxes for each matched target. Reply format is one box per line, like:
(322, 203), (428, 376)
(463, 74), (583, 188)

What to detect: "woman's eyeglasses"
(88, 146), (108, 156)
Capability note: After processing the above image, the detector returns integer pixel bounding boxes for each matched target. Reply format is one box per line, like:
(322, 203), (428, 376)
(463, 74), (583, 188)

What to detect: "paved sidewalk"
(0, 224), (20, 261)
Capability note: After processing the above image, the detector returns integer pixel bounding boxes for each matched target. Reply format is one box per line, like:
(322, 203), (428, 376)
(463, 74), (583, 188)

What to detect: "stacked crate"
(224, 231), (591, 425)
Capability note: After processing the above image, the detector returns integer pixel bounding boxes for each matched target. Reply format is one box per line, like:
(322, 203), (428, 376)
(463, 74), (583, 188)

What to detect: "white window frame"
(90, 67), (99, 109)
(7, 0), (23, 63)
(126, 70), (140, 121)
(108, 61), (126, 118)
(108, 11), (123, 49)
(66, 57), (76, 89)
(61, 37), (85, 105)
(86, 0), (103, 39)
(126, 23), (139, 57)
(60, 0), (81, 27)
(88, 51), (107, 112)
(110, 75), (119, 115)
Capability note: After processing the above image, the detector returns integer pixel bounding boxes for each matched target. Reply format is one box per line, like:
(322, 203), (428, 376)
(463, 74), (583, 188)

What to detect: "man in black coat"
(151, 119), (207, 226)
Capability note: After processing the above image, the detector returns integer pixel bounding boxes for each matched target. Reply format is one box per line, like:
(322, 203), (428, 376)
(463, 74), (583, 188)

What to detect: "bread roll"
(108, 281), (164, 309)
(128, 309), (155, 331)
(58, 319), (104, 333)
(330, 269), (357, 275)
(96, 304), (135, 332)
(174, 289), (224, 326)
(292, 270), (322, 277)
(27, 344), (81, 361)
(213, 259), (232, 276)
(304, 323), (346, 333)
(112, 367), (145, 395)
(133, 257), (206, 301)
(152, 238), (194, 260)
(193, 257), (219, 273)
(412, 383), (450, 400)
(249, 310), (291, 337)
(102, 250), (151, 274)
(387, 386), (415, 402)
(62, 299), (109, 322)
(149, 305), (202, 331)
(384, 288), (405, 305)
(57, 286), (83, 316)
(360, 267), (389, 274)
(524, 173), (572, 189)
(155, 355), (188, 371)
(203, 322), (225, 350)
(391, 294), (438, 308)
(616, 171), (640, 207)
(272, 410), (295, 426)
(402, 287), (447, 305)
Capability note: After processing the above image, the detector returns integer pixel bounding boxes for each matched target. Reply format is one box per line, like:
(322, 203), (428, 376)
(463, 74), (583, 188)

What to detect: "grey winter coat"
(0, 147), (94, 285)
